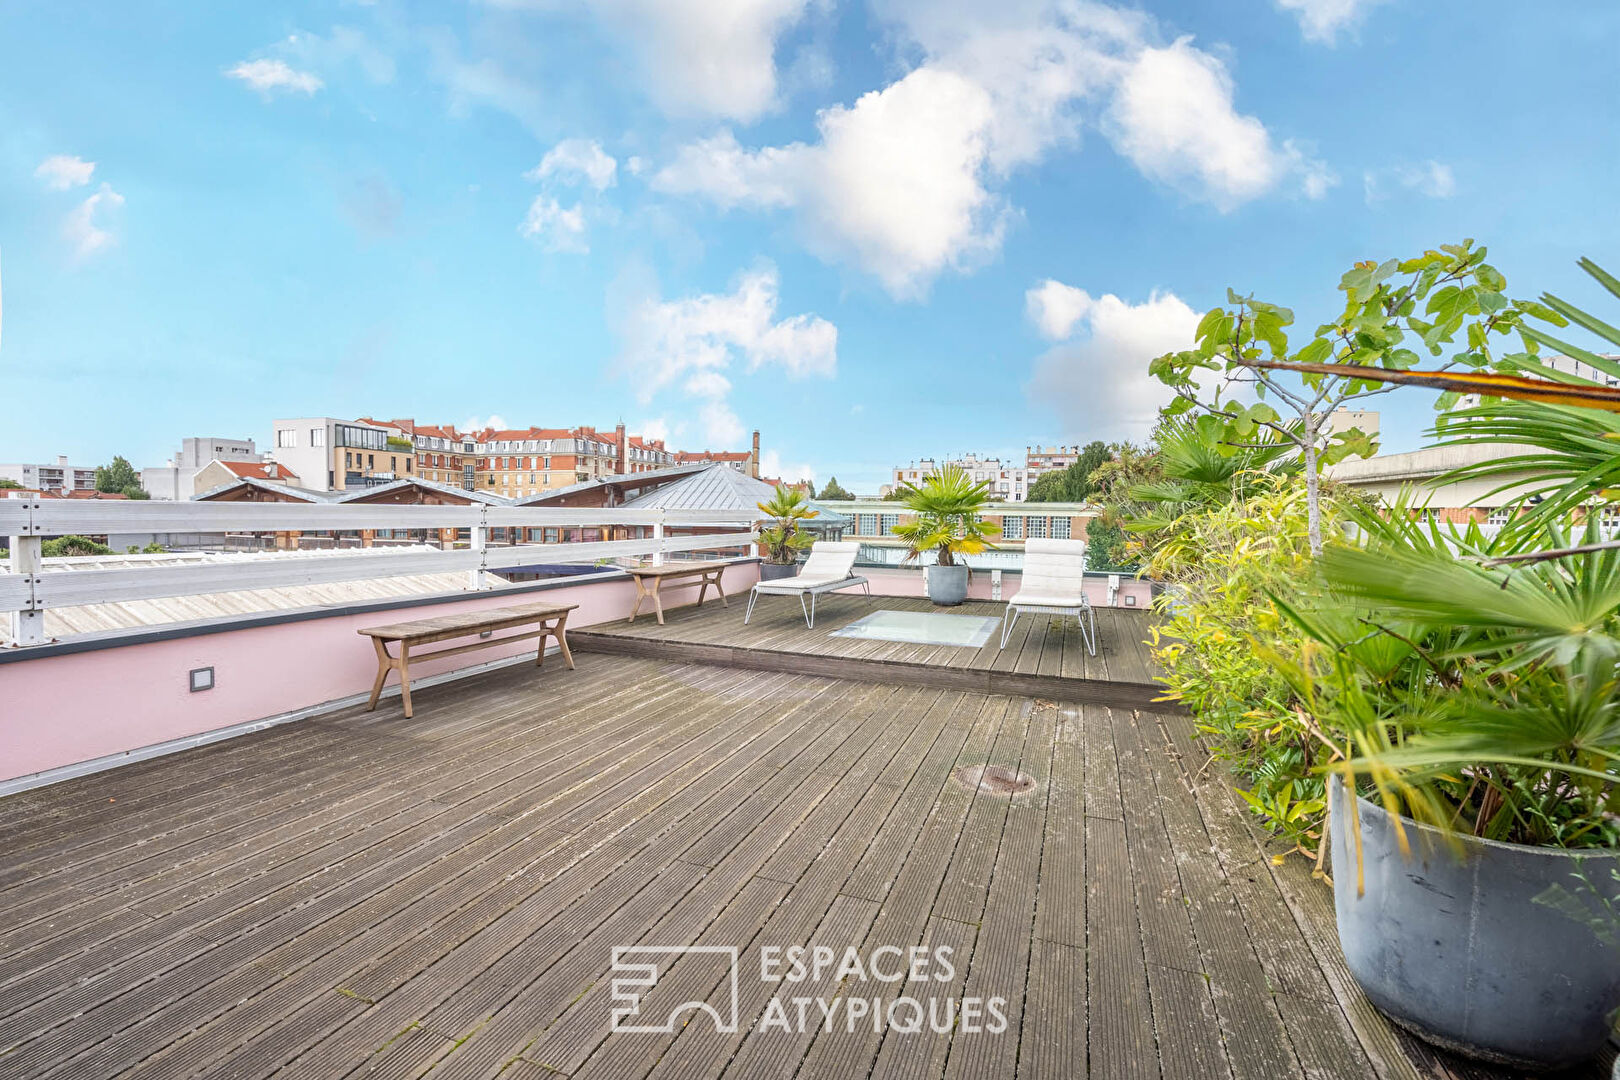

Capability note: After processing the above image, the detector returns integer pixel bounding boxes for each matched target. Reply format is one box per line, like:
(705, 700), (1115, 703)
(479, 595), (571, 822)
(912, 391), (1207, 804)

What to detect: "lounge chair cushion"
(754, 575), (858, 593)
(1006, 590), (1087, 608)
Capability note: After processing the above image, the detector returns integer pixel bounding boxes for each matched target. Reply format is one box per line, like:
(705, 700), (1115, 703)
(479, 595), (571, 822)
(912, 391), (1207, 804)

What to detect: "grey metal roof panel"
(190, 478), (339, 502)
(334, 478), (511, 505)
(617, 465), (848, 523)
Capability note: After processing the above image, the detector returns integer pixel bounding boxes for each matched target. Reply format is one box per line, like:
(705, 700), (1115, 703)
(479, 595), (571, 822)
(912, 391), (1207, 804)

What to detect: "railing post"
(652, 512), (666, 566)
(468, 506), (489, 590)
(7, 492), (46, 647)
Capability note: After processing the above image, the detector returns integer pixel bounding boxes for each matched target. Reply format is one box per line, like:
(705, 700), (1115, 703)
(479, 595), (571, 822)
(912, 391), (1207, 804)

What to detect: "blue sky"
(2, 0), (1617, 493)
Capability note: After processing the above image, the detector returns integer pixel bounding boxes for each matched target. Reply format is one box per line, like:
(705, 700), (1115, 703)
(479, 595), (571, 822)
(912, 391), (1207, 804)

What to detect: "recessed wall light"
(189, 667), (215, 693)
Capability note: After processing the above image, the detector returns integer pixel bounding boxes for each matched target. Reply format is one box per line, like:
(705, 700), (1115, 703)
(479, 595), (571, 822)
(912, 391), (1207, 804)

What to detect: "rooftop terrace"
(1, 498), (1612, 1078)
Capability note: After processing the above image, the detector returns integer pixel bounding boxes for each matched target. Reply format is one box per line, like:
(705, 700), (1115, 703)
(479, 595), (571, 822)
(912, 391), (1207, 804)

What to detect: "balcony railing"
(0, 495), (756, 647)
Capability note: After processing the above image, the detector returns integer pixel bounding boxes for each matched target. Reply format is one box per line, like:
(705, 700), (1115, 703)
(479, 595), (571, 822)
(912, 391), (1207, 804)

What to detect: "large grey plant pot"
(926, 564), (969, 606)
(758, 562), (798, 582)
(1328, 776), (1620, 1069)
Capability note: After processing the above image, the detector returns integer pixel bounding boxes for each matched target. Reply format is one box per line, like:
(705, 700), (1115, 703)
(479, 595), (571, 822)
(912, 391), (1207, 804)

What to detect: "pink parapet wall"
(0, 563), (761, 788)
(861, 567), (1153, 608)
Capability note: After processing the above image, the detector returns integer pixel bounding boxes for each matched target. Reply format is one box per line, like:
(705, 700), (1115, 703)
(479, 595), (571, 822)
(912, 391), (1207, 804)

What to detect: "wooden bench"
(623, 560), (737, 625)
(358, 602), (577, 718)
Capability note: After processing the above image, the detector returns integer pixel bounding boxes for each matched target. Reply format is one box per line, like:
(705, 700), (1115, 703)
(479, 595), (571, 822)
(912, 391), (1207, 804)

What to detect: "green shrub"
(1144, 477), (1344, 854)
(42, 535), (114, 557)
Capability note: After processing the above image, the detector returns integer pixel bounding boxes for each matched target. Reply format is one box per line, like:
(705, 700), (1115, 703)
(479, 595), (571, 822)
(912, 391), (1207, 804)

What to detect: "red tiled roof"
(21, 488), (132, 500)
(218, 460), (300, 482)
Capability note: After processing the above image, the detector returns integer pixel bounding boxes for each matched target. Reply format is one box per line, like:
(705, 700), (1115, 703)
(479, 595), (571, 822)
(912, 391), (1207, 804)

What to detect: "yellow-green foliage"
(1145, 477), (1342, 852)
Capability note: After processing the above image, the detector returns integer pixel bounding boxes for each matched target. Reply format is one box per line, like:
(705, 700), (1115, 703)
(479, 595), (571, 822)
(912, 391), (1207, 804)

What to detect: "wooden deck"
(571, 593), (1163, 709)
(0, 652), (1607, 1078)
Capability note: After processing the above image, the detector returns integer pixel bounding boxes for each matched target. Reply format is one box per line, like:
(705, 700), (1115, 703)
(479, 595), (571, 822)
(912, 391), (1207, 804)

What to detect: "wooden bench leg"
(629, 576), (648, 623)
(712, 569), (728, 608)
(397, 642), (414, 718)
(367, 638), (392, 712)
(651, 577), (666, 625)
(553, 613), (575, 669)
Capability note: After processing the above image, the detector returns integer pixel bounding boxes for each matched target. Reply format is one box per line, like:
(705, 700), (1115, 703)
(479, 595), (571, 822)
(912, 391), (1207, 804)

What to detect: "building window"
(1026, 516), (1047, 539)
(276, 429), (297, 448)
(310, 428), (325, 447)
(1051, 516), (1070, 539)
(1003, 516), (1024, 539)
(1486, 507), (1512, 527)
(880, 513), (898, 534)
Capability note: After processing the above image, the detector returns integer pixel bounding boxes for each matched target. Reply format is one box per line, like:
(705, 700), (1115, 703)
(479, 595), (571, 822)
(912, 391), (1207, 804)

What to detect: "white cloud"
(1276, 0), (1390, 44)
(657, 67), (1005, 299)
(1027, 286), (1201, 442)
(759, 449), (816, 485)
(699, 400), (746, 447)
(35, 155), (95, 191)
(527, 138), (618, 190)
(64, 183), (124, 260)
(638, 418), (671, 443)
(463, 414), (508, 433)
(226, 58), (324, 96)
(520, 196), (588, 252)
(584, 0), (817, 122)
(657, 3), (1326, 296)
(1026, 279), (1094, 341)
(282, 27), (395, 84)
(1106, 38), (1328, 209)
(1364, 160), (1455, 204)
(616, 264), (835, 447)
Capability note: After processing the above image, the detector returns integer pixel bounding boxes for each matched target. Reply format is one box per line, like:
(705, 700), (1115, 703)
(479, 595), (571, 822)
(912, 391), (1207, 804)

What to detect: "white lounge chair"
(745, 541), (871, 629)
(999, 537), (1095, 655)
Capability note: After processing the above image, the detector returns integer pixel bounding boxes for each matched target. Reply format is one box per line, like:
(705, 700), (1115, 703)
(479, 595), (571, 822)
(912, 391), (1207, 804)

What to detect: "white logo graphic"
(610, 946), (740, 1034)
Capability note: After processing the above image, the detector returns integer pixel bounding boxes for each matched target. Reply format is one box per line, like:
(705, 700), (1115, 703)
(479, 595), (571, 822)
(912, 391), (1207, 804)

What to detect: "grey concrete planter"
(758, 562), (798, 582)
(926, 564), (969, 606)
(1329, 776), (1620, 1069)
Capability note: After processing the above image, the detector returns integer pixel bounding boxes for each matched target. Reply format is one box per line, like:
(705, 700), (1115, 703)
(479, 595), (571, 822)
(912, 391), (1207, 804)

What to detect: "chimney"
(750, 430), (760, 479)
(615, 422), (628, 475)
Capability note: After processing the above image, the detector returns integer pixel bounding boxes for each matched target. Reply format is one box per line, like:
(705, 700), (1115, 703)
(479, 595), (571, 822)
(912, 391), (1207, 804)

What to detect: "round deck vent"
(953, 764), (1036, 797)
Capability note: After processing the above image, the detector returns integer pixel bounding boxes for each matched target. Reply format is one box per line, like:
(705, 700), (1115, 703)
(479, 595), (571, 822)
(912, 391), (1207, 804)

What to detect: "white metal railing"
(0, 495), (757, 647)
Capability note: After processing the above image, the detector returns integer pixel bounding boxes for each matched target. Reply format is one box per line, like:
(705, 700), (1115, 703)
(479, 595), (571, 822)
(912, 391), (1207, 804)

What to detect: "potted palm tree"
(1280, 512), (1620, 1069)
(756, 486), (817, 581)
(891, 464), (1001, 605)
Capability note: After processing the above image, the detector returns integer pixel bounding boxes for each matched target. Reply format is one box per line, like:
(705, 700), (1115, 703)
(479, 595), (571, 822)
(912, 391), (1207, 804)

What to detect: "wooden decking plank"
(930, 699), (1033, 924)
(714, 894), (882, 1080)
(1126, 710), (1303, 1080)
(1084, 812), (1159, 1076)
(941, 801), (1044, 1080)
(1015, 937), (1086, 1080)
(843, 694), (1007, 909)
(865, 916), (977, 1080)
(557, 877), (792, 1080)
(1032, 704), (1085, 948)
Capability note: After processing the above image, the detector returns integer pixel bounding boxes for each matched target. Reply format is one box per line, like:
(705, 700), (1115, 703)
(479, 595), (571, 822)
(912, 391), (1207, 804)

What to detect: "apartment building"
(360, 420), (477, 490)
(1026, 445), (1086, 479)
(269, 418), (410, 492)
(142, 436), (261, 499)
(888, 453), (1028, 502)
(0, 456), (98, 494)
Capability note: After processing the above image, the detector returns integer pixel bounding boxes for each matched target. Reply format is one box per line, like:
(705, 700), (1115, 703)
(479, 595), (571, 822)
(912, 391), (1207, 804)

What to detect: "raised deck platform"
(570, 593), (1164, 710)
